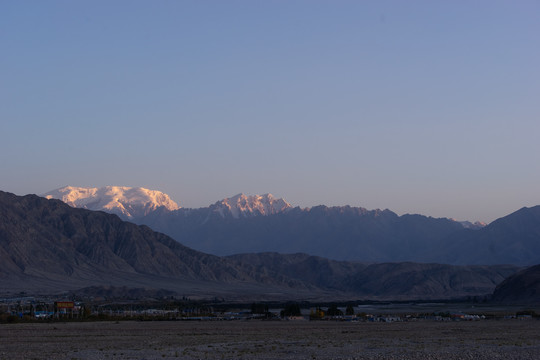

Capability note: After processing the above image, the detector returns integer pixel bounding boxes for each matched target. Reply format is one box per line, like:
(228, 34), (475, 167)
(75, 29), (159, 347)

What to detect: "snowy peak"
(453, 219), (487, 230)
(43, 186), (180, 219)
(212, 193), (292, 218)
(42, 187), (290, 220)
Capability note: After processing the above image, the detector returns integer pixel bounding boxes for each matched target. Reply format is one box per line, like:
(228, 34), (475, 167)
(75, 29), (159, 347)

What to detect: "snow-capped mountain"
(43, 186), (180, 219)
(210, 193), (292, 218)
(457, 220), (487, 229)
(37, 185), (540, 266)
(0, 190), (521, 300)
(42, 187), (292, 220)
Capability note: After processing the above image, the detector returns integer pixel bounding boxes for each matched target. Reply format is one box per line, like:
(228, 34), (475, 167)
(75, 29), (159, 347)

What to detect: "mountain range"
(44, 186), (540, 266)
(0, 190), (521, 301)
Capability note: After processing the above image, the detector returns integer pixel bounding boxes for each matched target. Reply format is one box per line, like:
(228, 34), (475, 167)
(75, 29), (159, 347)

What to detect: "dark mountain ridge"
(441, 206), (540, 265)
(43, 186), (540, 266)
(135, 204), (540, 266)
(492, 264), (540, 304)
(228, 253), (518, 300)
(0, 191), (313, 298)
(0, 191), (520, 300)
(138, 205), (468, 263)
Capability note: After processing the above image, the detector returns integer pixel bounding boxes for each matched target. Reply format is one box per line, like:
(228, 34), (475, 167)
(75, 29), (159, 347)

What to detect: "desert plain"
(1, 319), (540, 360)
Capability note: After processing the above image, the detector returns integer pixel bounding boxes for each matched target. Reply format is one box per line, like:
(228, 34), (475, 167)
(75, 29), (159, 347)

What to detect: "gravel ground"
(1, 320), (540, 359)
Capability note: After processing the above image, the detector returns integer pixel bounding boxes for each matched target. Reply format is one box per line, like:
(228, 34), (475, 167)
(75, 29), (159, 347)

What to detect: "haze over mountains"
(0, 191), (519, 300)
(44, 186), (540, 266)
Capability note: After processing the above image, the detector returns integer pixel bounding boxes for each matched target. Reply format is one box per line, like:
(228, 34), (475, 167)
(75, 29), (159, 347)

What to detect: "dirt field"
(1, 320), (539, 359)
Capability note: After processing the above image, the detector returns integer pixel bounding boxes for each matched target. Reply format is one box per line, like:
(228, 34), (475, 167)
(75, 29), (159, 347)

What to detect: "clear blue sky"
(1, 0), (539, 223)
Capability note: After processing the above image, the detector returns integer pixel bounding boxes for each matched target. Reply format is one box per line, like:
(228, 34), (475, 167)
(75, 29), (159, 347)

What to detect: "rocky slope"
(229, 253), (518, 300)
(0, 191), (307, 298)
(491, 264), (540, 304)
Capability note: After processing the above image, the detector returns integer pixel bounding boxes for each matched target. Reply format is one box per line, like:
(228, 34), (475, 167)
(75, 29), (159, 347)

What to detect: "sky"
(1, 0), (539, 223)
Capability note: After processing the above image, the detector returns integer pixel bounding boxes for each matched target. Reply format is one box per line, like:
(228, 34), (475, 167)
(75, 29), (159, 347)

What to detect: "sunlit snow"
(43, 186), (180, 218)
(214, 193), (292, 219)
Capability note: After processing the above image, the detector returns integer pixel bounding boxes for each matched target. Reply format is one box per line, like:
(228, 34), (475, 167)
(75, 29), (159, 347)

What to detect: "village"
(1, 294), (536, 323)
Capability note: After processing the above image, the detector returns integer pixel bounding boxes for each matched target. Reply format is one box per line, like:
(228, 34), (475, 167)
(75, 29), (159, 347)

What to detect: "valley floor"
(1, 319), (539, 359)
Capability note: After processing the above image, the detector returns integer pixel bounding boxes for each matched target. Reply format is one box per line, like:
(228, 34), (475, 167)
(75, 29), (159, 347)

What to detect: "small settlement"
(1, 295), (537, 323)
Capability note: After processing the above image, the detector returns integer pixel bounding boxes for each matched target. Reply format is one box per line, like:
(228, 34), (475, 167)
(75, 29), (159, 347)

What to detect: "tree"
(251, 303), (269, 314)
(280, 303), (301, 317)
(326, 304), (343, 317)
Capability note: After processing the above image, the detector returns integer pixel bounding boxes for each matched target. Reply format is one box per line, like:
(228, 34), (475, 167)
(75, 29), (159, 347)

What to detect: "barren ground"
(1, 320), (540, 359)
